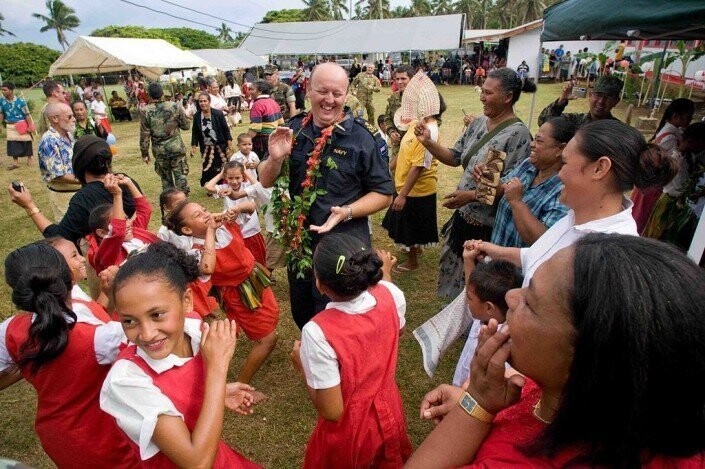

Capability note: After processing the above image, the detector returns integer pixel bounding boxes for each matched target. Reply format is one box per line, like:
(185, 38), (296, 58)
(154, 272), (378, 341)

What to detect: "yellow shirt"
(394, 122), (439, 197)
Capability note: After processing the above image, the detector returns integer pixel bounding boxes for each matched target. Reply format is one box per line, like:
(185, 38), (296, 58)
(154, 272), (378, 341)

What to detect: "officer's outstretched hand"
(309, 205), (347, 235)
(268, 127), (293, 163)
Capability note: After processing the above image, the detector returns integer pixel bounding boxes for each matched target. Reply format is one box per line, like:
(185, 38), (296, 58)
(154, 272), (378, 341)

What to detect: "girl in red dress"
(0, 243), (137, 468)
(100, 242), (261, 468)
(291, 233), (412, 468)
(166, 200), (278, 401)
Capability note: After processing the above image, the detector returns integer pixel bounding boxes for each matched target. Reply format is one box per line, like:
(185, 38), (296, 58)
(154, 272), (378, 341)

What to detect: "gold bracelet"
(458, 392), (495, 423)
(26, 207), (40, 217)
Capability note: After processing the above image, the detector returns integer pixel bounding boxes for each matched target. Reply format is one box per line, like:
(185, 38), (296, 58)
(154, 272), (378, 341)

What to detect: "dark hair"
(237, 133), (251, 143)
(254, 80), (272, 95)
(72, 136), (113, 184)
(544, 116), (578, 144)
(71, 100), (87, 111)
(223, 160), (245, 174)
(529, 233), (705, 466)
(313, 234), (382, 298)
(165, 199), (194, 236)
(88, 203), (112, 233)
(487, 67), (536, 104)
(2, 81), (16, 90)
(42, 79), (61, 98)
(147, 82), (163, 100)
(4, 243), (76, 375)
(435, 93), (447, 123)
(575, 120), (678, 190)
(468, 260), (523, 313)
(197, 91), (210, 102)
(159, 187), (187, 225)
(377, 114), (386, 126)
(113, 242), (200, 298)
(651, 98), (695, 142)
(394, 64), (416, 78)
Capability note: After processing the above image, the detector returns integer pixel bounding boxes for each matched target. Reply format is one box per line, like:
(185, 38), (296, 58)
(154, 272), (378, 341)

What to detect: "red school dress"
(116, 344), (261, 468)
(4, 314), (137, 468)
(209, 223), (278, 341)
(303, 284), (412, 468)
(86, 196), (159, 273)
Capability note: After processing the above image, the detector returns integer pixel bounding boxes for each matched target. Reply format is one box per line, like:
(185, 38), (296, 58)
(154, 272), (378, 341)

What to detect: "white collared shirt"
(300, 281), (406, 390)
(99, 317), (202, 460)
(520, 198), (637, 286)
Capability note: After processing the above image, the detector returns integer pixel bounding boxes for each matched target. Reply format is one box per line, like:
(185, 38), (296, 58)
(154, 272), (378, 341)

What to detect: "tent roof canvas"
(49, 36), (206, 80)
(240, 15), (464, 55)
(190, 48), (267, 71)
(463, 20), (542, 43)
(542, 0), (705, 41)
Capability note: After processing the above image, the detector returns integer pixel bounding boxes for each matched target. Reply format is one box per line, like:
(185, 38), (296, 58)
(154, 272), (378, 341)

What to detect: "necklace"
(533, 399), (553, 424)
(270, 112), (344, 278)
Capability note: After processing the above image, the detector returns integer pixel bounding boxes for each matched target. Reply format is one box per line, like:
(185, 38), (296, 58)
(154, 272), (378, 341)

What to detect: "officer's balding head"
(308, 63), (349, 128)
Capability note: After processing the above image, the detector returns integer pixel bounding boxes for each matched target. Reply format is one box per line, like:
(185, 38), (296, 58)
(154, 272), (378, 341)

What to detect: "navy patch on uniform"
(330, 146), (349, 157)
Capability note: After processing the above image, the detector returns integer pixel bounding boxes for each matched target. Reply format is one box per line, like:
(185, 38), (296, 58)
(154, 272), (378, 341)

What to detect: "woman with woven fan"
(382, 71), (446, 272)
(414, 68), (534, 298)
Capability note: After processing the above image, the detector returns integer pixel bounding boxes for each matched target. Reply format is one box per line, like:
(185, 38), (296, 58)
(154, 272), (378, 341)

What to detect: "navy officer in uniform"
(260, 62), (393, 329)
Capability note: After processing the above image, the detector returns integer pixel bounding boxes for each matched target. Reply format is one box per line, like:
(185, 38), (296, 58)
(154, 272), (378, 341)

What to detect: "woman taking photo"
(408, 234), (705, 467)
(191, 91), (233, 187)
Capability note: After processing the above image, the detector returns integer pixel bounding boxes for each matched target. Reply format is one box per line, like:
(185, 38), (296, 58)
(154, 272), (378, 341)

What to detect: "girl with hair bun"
(0, 242), (137, 468)
(291, 233), (412, 468)
(100, 241), (260, 468)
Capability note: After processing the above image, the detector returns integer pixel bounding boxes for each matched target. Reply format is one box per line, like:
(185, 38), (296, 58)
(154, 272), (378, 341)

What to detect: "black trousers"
(287, 265), (329, 330)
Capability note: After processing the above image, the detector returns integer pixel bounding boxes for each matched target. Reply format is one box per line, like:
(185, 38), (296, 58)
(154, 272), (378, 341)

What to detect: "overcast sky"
(1, 0), (410, 49)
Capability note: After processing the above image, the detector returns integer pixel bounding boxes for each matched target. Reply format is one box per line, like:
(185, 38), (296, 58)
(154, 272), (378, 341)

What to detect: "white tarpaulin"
(240, 15), (464, 55)
(49, 36), (206, 80)
(190, 48), (267, 71)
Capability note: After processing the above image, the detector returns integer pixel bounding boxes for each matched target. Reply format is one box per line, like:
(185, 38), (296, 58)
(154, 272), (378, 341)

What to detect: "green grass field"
(0, 82), (614, 467)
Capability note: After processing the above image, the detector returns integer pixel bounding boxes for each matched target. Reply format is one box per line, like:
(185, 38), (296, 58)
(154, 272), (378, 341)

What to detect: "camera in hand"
(11, 181), (24, 192)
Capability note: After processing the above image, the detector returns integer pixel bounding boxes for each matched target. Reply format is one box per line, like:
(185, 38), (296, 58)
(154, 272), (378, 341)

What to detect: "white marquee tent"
(189, 48), (267, 71)
(239, 14), (465, 55)
(49, 36), (206, 80)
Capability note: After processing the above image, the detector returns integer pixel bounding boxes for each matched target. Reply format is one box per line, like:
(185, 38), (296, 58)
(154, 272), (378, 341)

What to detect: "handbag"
(14, 120), (29, 135)
(460, 117), (520, 169)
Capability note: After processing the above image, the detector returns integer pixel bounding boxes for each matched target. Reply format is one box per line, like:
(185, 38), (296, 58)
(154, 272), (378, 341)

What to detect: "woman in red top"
(408, 234), (705, 468)
(0, 243), (137, 468)
(291, 233), (411, 468)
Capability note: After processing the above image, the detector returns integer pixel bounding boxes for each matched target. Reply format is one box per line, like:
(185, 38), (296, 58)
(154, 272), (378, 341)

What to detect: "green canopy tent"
(542, 0), (705, 263)
(542, 0), (705, 41)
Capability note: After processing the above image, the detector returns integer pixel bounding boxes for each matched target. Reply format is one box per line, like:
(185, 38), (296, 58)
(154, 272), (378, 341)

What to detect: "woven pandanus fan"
(394, 70), (440, 131)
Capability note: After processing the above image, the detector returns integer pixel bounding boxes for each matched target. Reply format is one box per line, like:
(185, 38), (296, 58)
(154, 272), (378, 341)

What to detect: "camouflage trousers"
(154, 152), (190, 194)
(359, 97), (375, 124)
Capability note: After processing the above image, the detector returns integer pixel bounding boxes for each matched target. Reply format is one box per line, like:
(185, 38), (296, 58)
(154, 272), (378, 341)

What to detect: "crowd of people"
(0, 58), (704, 468)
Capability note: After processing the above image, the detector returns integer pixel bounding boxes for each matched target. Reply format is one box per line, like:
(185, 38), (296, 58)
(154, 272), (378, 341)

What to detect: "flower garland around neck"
(270, 112), (344, 278)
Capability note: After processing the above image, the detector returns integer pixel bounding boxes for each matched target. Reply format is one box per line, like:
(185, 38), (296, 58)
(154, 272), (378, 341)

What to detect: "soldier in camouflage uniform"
(140, 82), (191, 193)
(538, 75), (622, 127)
(345, 92), (364, 119)
(264, 64), (296, 121)
(382, 65), (414, 167)
(351, 64), (381, 124)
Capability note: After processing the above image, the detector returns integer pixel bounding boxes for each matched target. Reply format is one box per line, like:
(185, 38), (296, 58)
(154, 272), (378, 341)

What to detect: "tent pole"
(648, 42), (669, 115)
(527, 48), (542, 131)
(100, 72), (115, 124)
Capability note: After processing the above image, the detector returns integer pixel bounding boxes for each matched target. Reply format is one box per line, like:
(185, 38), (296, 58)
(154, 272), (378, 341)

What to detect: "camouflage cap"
(264, 64), (279, 75)
(593, 75), (623, 98)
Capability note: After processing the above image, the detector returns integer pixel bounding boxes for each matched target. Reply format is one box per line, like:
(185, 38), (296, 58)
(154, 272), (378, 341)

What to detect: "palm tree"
(303, 0), (332, 20)
(329, 0), (349, 20)
(520, 0), (546, 23)
(391, 5), (411, 17)
(453, 0), (481, 29)
(0, 13), (16, 36)
(409, 0), (433, 16)
(356, 0), (391, 19)
(216, 22), (234, 43)
(32, 0), (80, 51)
(432, 0), (454, 15)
